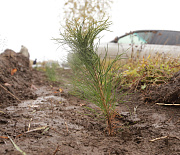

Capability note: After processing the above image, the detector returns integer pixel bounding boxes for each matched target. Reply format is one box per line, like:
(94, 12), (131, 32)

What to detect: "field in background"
(32, 54), (180, 92)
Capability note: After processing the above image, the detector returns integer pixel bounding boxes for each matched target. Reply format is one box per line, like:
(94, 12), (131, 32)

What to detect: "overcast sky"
(0, 0), (64, 61)
(0, 0), (180, 62)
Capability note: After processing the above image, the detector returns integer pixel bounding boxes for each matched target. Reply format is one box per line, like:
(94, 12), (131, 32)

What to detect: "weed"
(114, 54), (180, 90)
(45, 62), (59, 81)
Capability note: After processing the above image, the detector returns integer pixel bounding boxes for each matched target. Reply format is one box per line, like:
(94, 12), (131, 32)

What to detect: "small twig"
(175, 118), (180, 125)
(25, 126), (48, 134)
(0, 83), (21, 102)
(16, 126), (48, 138)
(156, 103), (180, 106)
(52, 145), (60, 155)
(28, 118), (33, 131)
(149, 136), (168, 142)
(50, 127), (63, 135)
(172, 136), (180, 141)
(65, 122), (69, 133)
(150, 135), (180, 142)
(7, 135), (26, 155)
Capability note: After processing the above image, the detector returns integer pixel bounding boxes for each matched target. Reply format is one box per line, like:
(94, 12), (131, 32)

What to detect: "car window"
(150, 31), (180, 45)
(136, 31), (180, 45)
(135, 32), (156, 43)
(118, 33), (146, 44)
(118, 35), (132, 44)
(114, 30), (180, 46)
(133, 33), (147, 44)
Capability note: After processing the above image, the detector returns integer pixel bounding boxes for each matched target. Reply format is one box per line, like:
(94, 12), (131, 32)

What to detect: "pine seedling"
(58, 19), (124, 135)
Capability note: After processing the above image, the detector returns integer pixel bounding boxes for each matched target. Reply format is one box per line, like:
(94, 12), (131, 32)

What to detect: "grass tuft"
(113, 54), (180, 91)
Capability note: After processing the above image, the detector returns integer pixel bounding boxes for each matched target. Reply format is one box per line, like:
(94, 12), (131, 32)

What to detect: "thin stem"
(93, 66), (113, 135)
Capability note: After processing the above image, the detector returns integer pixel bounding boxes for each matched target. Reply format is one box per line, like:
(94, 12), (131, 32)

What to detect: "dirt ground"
(0, 50), (180, 155)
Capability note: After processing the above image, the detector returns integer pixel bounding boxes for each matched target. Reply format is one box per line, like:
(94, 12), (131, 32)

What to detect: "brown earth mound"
(0, 49), (37, 108)
(144, 70), (180, 104)
(0, 51), (179, 154)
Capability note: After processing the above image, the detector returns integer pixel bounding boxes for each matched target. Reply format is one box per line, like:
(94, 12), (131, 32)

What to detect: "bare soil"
(0, 50), (180, 155)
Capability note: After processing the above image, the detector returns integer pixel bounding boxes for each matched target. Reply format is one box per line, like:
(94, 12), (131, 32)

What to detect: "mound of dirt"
(0, 49), (37, 107)
(144, 71), (180, 104)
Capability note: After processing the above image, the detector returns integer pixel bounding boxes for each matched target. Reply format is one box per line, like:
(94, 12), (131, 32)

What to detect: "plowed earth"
(0, 50), (179, 155)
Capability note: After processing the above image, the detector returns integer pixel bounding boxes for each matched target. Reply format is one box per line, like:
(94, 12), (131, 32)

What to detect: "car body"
(97, 30), (180, 59)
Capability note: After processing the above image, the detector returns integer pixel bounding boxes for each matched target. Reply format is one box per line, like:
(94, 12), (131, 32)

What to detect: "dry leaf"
(4, 83), (11, 86)
(11, 68), (17, 75)
(80, 103), (85, 106)
(0, 136), (8, 139)
(59, 88), (63, 93)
